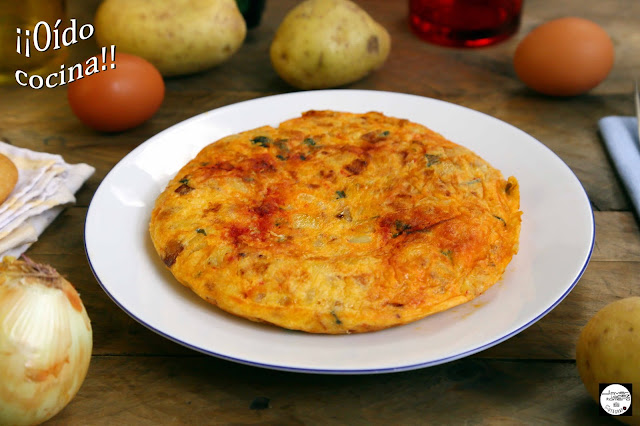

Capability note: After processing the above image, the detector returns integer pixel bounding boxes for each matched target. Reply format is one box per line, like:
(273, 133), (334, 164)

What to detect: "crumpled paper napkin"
(0, 141), (95, 259)
(598, 116), (640, 220)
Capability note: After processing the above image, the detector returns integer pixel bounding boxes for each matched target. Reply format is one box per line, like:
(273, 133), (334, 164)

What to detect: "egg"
(513, 17), (614, 96)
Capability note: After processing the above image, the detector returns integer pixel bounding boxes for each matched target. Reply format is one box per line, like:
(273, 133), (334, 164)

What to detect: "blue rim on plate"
(84, 90), (595, 374)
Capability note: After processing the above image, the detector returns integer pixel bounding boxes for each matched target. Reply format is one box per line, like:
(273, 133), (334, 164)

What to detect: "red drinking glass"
(409, 0), (523, 48)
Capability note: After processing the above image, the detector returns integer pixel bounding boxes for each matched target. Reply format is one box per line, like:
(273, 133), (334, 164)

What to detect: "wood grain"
(0, 0), (638, 423)
(48, 357), (617, 425)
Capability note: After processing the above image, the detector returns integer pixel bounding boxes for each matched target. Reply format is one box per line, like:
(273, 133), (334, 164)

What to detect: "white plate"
(85, 90), (594, 374)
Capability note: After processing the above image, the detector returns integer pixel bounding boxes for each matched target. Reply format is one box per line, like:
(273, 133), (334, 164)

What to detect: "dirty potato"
(576, 297), (640, 424)
(95, 0), (246, 77)
(270, 0), (391, 89)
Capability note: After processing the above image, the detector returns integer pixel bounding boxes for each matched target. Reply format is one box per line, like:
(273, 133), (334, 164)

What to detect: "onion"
(0, 257), (92, 425)
(348, 235), (372, 244)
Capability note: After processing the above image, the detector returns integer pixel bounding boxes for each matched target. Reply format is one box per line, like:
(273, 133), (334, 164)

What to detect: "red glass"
(409, 0), (523, 48)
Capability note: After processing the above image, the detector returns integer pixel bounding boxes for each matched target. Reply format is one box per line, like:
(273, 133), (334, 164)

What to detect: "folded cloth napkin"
(598, 116), (640, 219)
(0, 141), (95, 259)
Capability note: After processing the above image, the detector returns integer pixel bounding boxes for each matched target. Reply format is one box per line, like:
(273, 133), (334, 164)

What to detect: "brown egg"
(513, 17), (614, 96)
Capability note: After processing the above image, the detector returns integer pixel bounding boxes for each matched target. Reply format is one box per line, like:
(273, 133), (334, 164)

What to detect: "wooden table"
(1, 0), (639, 423)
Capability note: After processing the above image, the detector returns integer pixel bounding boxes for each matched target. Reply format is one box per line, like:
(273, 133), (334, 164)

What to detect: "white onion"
(0, 257), (92, 425)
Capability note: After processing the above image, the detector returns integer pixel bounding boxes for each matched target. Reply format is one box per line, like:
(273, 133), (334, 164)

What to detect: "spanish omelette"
(149, 110), (521, 334)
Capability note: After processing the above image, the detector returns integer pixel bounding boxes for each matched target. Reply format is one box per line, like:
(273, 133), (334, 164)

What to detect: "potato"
(576, 297), (640, 424)
(94, 0), (246, 77)
(270, 0), (391, 89)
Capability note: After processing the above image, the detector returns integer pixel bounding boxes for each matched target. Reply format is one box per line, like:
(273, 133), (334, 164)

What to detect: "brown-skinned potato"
(270, 0), (391, 89)
(576, 297), (640, 425)
(95, 0), (246, 77)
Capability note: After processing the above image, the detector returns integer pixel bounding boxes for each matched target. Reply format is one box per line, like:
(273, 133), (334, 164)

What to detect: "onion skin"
(0, 257), (93, 425)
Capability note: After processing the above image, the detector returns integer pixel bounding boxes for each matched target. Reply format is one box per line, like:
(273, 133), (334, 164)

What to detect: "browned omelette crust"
(150, 111), (521, 334)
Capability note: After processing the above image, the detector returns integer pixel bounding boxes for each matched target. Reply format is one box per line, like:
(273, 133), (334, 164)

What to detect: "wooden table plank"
(48, 357), (616, 425)
(1, 0), (639, 423)
(593, 212), (640, 261)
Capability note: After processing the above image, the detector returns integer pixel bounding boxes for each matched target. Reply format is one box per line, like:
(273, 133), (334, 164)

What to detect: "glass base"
(409, 0), (522, 48)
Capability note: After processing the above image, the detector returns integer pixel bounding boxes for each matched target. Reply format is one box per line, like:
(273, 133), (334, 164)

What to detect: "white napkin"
(0, 141), (95, 259)
(598, 117), (640, 220)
